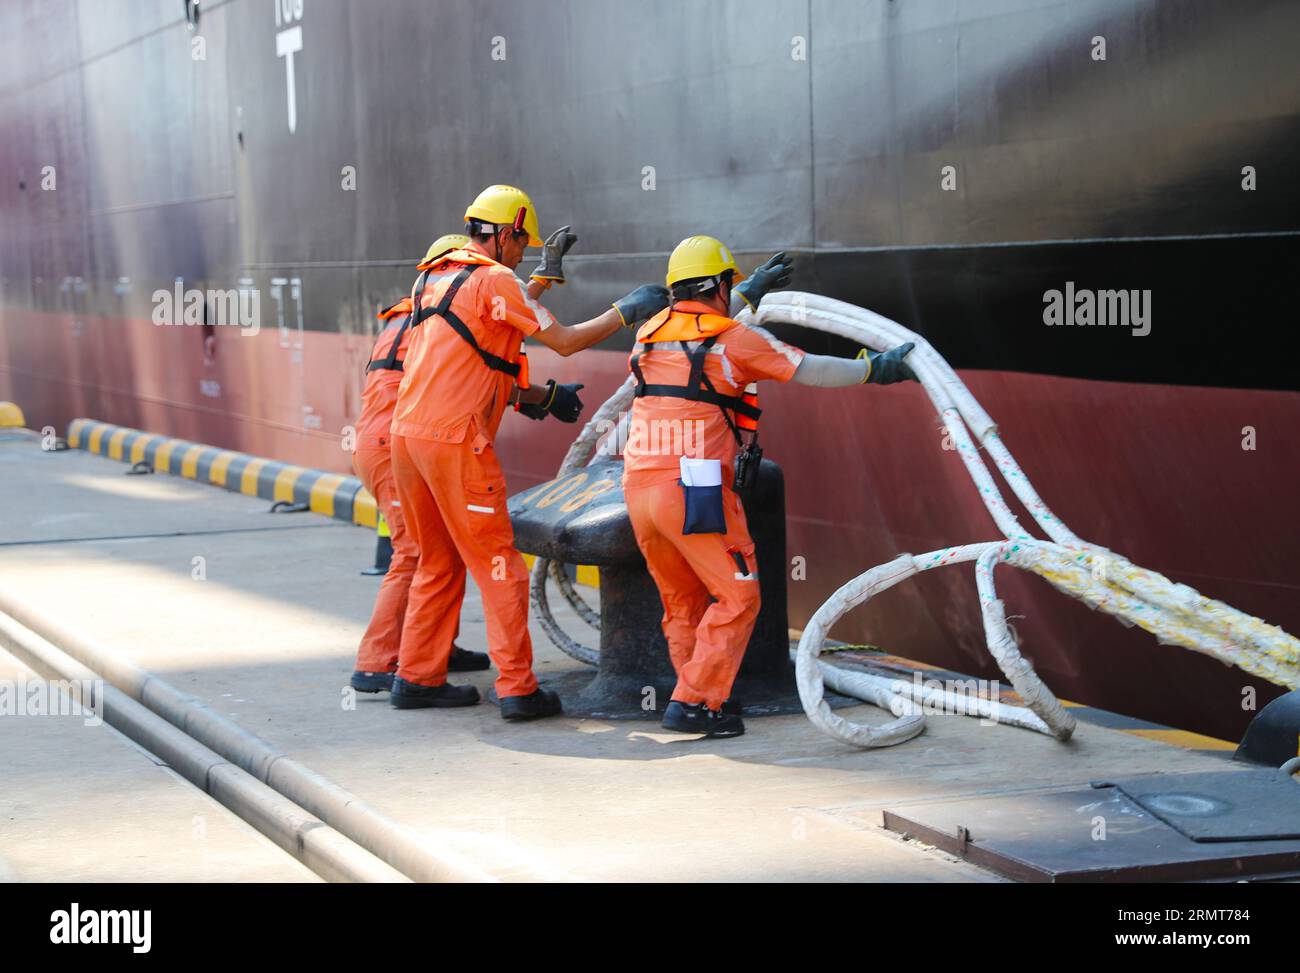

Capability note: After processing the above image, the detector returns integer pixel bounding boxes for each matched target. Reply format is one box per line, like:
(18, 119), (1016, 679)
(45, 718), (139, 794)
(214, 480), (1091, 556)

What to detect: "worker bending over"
(623, 235), (917, 738)
(350, 234), (584, 694)
(390, 185), (669, 720)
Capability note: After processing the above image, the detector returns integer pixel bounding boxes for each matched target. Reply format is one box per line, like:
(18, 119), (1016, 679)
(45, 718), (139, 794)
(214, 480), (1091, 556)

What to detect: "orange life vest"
(366, 297), (414, 373)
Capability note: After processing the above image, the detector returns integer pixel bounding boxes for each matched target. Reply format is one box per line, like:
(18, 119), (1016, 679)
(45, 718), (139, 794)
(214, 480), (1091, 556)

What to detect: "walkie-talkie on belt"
(733, 438), (762, 493)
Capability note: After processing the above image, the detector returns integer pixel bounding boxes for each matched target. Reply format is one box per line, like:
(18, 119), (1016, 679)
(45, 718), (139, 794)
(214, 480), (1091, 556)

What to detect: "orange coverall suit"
(622, 302), (804, 711)
(352, 298), (462, 673)
(389, 244), (555, 697)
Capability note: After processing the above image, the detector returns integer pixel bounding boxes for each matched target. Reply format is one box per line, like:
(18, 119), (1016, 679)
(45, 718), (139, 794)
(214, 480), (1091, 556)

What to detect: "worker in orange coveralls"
(349, 233), (588, 695)
(623, 235), (918, 737)
(388, 185), (670, 720)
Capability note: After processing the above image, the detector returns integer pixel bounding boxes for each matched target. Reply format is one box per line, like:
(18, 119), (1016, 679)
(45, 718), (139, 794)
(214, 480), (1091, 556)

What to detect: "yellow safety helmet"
(0, 401), (25, 428)
(665, 235), (746, 288)
(463, 184), (543, 247)
(422, 234), (471, 263)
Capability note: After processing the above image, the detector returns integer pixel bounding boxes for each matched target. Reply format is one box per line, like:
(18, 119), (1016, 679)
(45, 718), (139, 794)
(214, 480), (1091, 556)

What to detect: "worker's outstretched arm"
(793, 353), (869, 387)
(510, 383), (549, 406)
(531, 307), (623, 357)
(793, 342), (917, 386)
(531, 284), (669, 357)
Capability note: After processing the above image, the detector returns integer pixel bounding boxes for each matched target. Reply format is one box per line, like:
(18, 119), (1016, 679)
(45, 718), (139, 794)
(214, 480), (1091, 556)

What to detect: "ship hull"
(3, 307), (1295, 742)
(2, 0), (1298, 741)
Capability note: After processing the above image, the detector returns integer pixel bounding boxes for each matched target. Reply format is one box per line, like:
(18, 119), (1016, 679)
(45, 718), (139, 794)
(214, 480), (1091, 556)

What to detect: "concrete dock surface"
(0, 644), (317, 883)
(0, 438), (1241, 882)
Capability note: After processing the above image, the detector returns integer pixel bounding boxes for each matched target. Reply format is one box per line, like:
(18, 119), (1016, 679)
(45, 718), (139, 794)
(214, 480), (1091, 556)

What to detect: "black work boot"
(661, 700), (745, 738)
(390, 676), (480, 709)
(350, 670), (395, 694)
(499, 687), (563, 722)
(448, 646), (491, 672)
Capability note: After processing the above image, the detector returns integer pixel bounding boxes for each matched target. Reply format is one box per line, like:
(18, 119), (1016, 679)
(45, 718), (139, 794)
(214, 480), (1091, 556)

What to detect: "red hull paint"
(4, 310), (1295, 740)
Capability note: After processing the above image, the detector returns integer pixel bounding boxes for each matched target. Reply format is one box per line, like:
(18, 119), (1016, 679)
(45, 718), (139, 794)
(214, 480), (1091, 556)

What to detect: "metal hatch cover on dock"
(1107, 770), (1300, 843)
(882, 774), (1300, 882)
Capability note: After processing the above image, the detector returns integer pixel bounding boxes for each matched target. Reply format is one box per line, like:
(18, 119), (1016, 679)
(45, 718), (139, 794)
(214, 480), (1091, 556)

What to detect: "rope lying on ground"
(530, 292), (1300, 748)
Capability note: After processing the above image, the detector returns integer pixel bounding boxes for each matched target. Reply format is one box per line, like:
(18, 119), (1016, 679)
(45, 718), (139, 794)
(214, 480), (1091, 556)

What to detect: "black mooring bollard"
(509, 458), (800, 718)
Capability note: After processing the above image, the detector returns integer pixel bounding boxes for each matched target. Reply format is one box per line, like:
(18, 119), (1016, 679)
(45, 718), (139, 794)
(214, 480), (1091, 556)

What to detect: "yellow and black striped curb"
(67, 418), (379, 528)
(66, 418), (601, 586)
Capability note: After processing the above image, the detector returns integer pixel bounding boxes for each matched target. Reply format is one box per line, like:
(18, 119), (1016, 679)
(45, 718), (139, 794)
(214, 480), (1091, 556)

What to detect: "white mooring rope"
(530, 293), (1300, 748)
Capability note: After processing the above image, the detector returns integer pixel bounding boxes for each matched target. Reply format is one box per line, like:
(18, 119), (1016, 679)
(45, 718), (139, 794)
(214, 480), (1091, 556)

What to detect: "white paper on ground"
(679, 457), (722, 487)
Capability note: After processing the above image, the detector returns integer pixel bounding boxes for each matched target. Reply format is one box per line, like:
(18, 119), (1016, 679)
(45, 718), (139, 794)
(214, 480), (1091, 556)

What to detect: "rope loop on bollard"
(532, 293), (1300, 748)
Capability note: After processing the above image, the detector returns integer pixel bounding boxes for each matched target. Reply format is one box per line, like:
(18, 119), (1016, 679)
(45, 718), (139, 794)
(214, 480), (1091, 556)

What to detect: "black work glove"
(518, 380), (586, 422)
(612, 284), (670, 327)
(543, 381), (585, 422)
(733, 251), (793, 310)
(530, 225), (578, 285)
(860, 342), (918, 384)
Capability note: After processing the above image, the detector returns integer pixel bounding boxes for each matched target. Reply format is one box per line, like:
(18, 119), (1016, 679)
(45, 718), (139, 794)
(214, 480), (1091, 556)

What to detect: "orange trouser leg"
(625, 478), (761, 711)
(392, 435), (468, 687)
(629, 515), (712, 678)
(392, 434), (537, 698)
(353, 445), (419, 672)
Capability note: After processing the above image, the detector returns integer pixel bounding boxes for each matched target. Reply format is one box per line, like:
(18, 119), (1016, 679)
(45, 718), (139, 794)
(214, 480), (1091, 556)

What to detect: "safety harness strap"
(365, 337), (407, 372)
(411, 265), (521, 379)
(630, 382), (760, 419)
(366, 283), (426, 374)
(696, 359), (746, 446)
(629, 335), (761, 448)
(629, 337), (761, 419)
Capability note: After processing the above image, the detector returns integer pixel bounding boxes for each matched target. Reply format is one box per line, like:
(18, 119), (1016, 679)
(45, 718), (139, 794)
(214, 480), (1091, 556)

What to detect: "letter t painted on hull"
(277, 26), (303, 133)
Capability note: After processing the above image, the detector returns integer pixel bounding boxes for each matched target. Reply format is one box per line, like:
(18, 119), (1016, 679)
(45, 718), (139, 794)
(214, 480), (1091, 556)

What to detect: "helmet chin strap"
(492, 223), (526, 265)
(670, 274), (729, 311)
